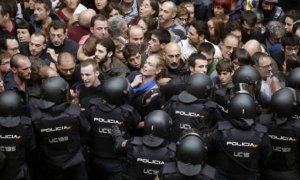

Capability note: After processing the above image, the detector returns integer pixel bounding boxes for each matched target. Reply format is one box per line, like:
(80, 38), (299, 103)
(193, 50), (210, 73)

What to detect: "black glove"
(111, 125), (123, 138)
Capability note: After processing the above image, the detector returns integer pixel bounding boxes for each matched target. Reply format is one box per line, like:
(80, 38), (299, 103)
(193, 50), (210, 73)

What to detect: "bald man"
(67, 9), (96, 42)
(164, 42), (188, 74)
(128, 25), (145, 52)
(160, 42), (189, 101)
(243, 39), (264, 56)
(56, 52), (81, 87)
(159, 1), (186, 42)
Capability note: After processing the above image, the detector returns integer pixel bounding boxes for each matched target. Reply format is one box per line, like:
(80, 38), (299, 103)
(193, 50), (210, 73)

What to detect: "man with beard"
(56, 52), (81, 88)
(20, 32), (57, 70)
(94, 38), (129, 80)
(46, 20), (79, 62)
(240, 10), (263, 44)
(179, 20), (220, 61)
(159, 1), (186, 42)
(255, 0), (285, 25)
(30, 0), (61, 32)
(4, 54), (31, 102)
(160, 42), (189, 101)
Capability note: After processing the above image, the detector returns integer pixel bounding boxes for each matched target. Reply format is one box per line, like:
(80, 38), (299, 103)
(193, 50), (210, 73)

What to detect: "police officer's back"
(158, 130), (215, 180)
(163, 73), (220, 142)
(29, 76), (90, 180)
(0, 91), (35, 180)
(85, 76), (141, 180)
(112, 110), (176, 180)
(209, 93), (271, 180)
(260, 87), (300, 180)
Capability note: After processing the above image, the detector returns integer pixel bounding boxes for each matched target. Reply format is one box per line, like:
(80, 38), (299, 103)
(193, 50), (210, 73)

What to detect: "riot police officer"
(0, 91), (35, 180)
(259, 87), (300, 180)
(85, 76), (141, 180)
(214, 65), (261, 118)
(163, 73), (220, 142)
(287, 67), (300, 119)
(111, 110), (176, 180)
(29, 76), (90, 180)
(157, 130), (215, 180)
(209, 93), (271, 180)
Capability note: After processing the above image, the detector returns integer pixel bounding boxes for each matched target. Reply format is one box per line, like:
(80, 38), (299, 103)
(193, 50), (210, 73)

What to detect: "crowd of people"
(0, 0), (299, 179)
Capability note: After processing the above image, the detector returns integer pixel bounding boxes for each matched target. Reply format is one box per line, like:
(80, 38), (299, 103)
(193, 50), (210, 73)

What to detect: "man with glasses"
(254, 53), (274, 110)
(272, 33), (300, 71)
(0, 35), (20, 57)
(220, 34), (239, 60)
(0, 50), (11, 78)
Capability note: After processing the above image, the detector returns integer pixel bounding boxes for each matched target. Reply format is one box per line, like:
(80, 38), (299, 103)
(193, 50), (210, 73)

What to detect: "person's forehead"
(260, 56), (271, 64)
(7, 39), (18, 46)
(96, 43), (106, 50)
(189, 26), (198, 34)
(130, 28), (143, 36)
(224, 37), (238, 45)
(161, 3), (172, 11)
(50, 27), (64, 34)
(31, 35), (45, 43)
(165, 45), (180, 54)
(81, 64), (94, 72)
(17, 28), (29, 32)
(94, 20), (108, 27)
(195, 59), (207, 64)
(19, 57), (31, 66)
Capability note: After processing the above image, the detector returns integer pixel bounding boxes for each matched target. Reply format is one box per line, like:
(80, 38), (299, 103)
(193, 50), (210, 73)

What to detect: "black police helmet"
(143, 110), (172, 147)
(0, 91), (22, 117)
(102, 76), (131, 105)
(41, 76), (69, 105)
(228, 93), (256, 126)
(271, 87), (297, 118)
(176, 133), (207, 176)
(287, 67), (300, 90)
(186, 73), (212, 99)
(232, 65), (261, 85)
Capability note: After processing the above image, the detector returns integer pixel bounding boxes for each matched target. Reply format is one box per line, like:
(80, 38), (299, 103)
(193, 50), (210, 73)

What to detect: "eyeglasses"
(8, 47), (19, 52)
(178, 17), (188, 22)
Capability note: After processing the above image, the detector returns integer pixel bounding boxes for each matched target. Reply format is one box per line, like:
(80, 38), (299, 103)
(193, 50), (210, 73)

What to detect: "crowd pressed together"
(0, 0), (299, 179)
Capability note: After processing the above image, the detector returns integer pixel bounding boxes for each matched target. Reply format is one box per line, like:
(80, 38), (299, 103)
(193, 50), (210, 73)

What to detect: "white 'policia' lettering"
(269, 135), (297, 142)
(175, 111), (201, 117)
(94, 118), (122, 124)
(226, 141), (258, 148)
(137, 158), (165, 165)
(41, 126), (72, 133)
